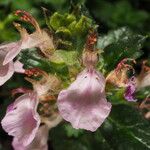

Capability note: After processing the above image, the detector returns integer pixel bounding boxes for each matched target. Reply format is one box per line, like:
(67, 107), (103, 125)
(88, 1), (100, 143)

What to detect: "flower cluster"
(0, 11), (61, 150)
(1, 10), (149, 150)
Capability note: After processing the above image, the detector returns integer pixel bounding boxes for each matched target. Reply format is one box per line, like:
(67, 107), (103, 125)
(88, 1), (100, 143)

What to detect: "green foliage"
(136, 87), (150, 100)
(0, 0), (150, 150)
(89, 0), (149, 33)
(104, 105), (150, 150)
(98, 27), (146, 73)
(50, 50), (79, 66)
(49, 12), (93, 51)
(50, 104), (150, 150)
(106, 87), (127, 105)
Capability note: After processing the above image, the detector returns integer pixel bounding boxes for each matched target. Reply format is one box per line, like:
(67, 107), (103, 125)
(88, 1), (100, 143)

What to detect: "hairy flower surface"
(25, 70), (61, 97)
(1, 92), (40, 146)
(57, 69), (111, 131)
(12, 125), (49, 150)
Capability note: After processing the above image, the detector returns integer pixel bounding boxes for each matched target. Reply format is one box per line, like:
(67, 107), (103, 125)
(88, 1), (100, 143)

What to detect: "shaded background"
(0, 0), (150, 150)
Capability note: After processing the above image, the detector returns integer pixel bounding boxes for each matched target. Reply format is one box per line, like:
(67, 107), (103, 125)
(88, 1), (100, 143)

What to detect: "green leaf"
(64, 124), (84, 138)
(74, 15), (92, 35)
(56, 27), (72, 36)
(50, 123), (112, 150)
(98, 27), (146, 72)
(19, 49), (69, 79)
(49, 12), (66, 30)
(50, 50), (79, 66)
(106, 87), (128, 105)
(49, 13), (76, 31)
(100, 105), (150, 150)
(135, 87), (150, 100)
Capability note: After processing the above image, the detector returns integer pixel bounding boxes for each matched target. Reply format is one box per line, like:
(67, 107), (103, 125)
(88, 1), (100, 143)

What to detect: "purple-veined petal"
(0, 61), (14, 86)
(57, 69), (112, 131)
(12, 125), (49, 150)
(1, 92), (40, 146)
(14, 60), (25, 73)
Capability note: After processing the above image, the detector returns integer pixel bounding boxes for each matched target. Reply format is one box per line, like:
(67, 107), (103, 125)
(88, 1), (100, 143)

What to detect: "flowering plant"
(0, 3), (150, 150)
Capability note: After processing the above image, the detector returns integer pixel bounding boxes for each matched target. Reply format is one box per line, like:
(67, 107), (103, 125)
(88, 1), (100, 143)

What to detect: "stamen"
(15, 10), (41, 33)
(13, 22), (28, 38)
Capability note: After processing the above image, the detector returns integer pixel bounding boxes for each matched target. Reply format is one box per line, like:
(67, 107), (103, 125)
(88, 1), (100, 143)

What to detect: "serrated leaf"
(100, 105), (150, 150)
(56, 27), (72, 36)
(98, 27), (132, 49)
(98, 27), (146, 72)
(49, 12), (65, 30)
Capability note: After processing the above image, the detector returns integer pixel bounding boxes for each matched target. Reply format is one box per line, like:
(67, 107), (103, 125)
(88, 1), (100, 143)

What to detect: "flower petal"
(2, 42), (22, 65)
(0, 61), (14, 86)
(12, 125), (49, 150)
(14, 60), (25, 73)
(57, 69), (111, 131)
(124, 77), (137, 102)
(1, 92), (40, 146)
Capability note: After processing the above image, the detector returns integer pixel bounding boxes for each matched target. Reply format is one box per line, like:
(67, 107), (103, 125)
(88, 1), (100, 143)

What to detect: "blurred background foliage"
(0, 0), (150, 150)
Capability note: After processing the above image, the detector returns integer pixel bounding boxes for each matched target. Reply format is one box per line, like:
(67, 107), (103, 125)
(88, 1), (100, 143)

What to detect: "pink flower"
(1, 92), (40, 146)
(0, 60), (25, 86)
(57, 69), (112, 131)
(0, 10), (55, 66)
(12, 125), (49, 150)
(0, 11), (55, 86)
(0, 42), (25, 86)
(1, 42), (22, 66)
